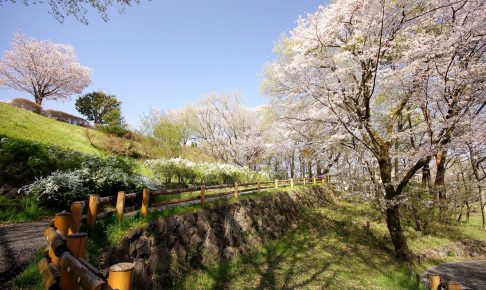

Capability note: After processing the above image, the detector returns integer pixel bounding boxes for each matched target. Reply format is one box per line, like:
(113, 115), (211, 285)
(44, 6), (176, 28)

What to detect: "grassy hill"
(0, 102), (215, 162)
(0, 102), (103, 155)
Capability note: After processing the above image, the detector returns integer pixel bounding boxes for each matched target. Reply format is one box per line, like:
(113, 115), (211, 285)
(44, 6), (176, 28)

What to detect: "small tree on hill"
(75, 91), (122, 124)
(0, 32), (91, 105)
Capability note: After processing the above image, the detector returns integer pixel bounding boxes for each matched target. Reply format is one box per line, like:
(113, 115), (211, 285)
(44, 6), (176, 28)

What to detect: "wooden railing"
(39, 176), (329, 289)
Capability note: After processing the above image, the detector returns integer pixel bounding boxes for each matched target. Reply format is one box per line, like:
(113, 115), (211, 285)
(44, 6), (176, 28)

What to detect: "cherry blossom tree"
(0, 32), (91, 105)
(193, 92), (267, 169)
(0, 0), (141, 24)
(264, 0), (486, 261)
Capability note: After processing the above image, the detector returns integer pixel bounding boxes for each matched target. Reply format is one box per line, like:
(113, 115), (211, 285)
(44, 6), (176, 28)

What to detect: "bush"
(0, 136), (86, 186)
(22, 171), (87, 210)
(145, 158), (270, 185)
(42, 109), (90, 126)
(10, 98), (42, 114)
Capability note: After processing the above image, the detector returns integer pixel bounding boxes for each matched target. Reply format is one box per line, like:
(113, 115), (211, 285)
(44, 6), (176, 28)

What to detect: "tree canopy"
(0, 32), (91, 105)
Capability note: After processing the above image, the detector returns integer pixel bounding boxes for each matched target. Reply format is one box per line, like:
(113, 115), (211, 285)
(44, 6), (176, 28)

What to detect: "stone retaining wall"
(103, 186), (333, 289)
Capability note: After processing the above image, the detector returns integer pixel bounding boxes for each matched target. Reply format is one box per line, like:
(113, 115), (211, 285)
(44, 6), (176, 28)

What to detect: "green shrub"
(42, 109), (90, 126)
(10, 98), (42, 114)
(145, 158), (270, 185)
(22, 170), (87, 210)
(0, 136), (86, 186)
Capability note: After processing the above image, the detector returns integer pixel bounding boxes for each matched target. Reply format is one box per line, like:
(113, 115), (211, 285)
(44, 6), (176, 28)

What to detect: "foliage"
(22, 170), (87, 209)
(95, 108), (128, 136)
(20, 154), (160, 209)
(0, 135), (86, 186)
(0, 196), (54, 224)
(0, 32), (91, 105)
(0, 0), (141, 24)
(41, 109), (90, 126)
(153, 118), (183, 158)
(75, 91), (121, 125)
(144, 158), (270, 185)
(10, 98), (42, 114)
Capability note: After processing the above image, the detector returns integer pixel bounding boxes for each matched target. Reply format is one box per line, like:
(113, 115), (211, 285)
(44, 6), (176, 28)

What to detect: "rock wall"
(104, 186), (333, 289)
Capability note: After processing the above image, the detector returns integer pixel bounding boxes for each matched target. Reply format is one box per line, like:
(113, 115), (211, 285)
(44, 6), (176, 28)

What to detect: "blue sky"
(0, 1), (325, 126)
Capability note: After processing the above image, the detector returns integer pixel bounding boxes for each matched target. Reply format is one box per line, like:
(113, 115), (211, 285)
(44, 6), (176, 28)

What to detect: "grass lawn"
(171, 201), (486, 290)
(0, 102), (104, 155)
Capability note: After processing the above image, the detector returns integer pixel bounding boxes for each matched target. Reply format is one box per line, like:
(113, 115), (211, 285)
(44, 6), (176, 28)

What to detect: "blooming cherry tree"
(0, 33), (91, 105)
(264, 0), (486, 261)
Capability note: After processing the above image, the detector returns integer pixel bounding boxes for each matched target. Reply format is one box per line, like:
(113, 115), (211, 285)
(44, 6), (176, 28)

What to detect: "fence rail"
(38, 176), (330, 289)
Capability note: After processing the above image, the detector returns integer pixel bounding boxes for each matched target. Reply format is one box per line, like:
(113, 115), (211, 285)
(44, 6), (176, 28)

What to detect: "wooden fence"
(39, 176), (328, 289)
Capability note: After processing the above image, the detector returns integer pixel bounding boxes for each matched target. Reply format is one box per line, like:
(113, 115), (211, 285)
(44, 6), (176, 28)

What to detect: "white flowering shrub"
(22, 170), (86, 209)
(145, 158), (270, 185)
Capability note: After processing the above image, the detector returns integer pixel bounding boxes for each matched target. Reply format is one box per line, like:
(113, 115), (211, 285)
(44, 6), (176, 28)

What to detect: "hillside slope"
(0, 102), (216, 162)
(0, 102), (103, 155)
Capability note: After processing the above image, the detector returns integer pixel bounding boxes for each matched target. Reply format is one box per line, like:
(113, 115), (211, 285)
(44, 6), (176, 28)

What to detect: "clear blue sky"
(0, 1), (326, 126)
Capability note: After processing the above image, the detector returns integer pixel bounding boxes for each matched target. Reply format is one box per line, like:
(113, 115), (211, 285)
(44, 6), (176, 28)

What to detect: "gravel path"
(420, 260), (486, 290)
(0, 221), (47, 286)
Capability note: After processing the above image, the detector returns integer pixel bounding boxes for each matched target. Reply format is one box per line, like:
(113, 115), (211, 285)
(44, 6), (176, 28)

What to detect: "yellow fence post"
(234, 183), (239, 198)
(108, 262), (135, 290)
(447, 282), (461, 290)
(200, 185), (206, 205)
(275, 179), (279, 189)
(69, 201), (84, 234)
(141, 188), (150, 217)
(429, 275), (441, 290)
(313, 177), (316, 184)
(116, 191), (126, 222)
(87, 194), (99, 231)
(54, 211), (71, 236)
(303, 178), (306, 186)
(290, 178), (294, 188)
(61, 233), (88, 289)
(257, 181), (261, 193)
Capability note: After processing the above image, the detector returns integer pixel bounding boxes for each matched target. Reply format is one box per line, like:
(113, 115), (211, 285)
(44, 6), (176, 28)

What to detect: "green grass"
(0, 196), (54, 224)
(0, 102), (104, 155)
(12, 249), (44, 290)
(169, 200), (485, 290)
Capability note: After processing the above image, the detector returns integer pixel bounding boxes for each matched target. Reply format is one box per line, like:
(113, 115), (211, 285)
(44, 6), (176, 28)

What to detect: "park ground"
(10, 193), (486, 290)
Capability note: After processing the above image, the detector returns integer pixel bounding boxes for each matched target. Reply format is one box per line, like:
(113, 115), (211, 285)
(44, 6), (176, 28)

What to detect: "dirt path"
(0, 221), (47, 286)
(420, 260), (486, 290)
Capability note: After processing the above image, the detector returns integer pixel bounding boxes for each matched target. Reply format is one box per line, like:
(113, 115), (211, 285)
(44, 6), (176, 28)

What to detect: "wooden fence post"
(87, 194), (99, 231)
(257, 181), (261, 193)
(275, 179), (279, 189)
(54, 212), (71, 236)
(313, 177), (316, 184)
(429, 275), (441, 290)
(303, 178), (306, 186)
(200, 185), (206, 205)
(141, 188), (150, 217)
(108, 262), (135, 290)
(447, 282), (461, 290)
(60, 233), (88, 289)
(69, 201), (84, 234)
(322, 177), (326, 184)
(234, 183), (239, 198)
(290, 178), (294, 188)
(116, 191), (126, 222)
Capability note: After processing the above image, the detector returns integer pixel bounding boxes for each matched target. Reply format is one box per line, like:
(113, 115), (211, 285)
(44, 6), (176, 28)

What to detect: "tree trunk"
(316, 160), (322, 176)
(434, 149), (448, 200)
(308, 160), (313, 178)
(290, 152), (295, 178)
(34, 94), (43, 105)
(378, 156), (412, 262)
(469, 145), (486, 229)
(422, 163), (431, 189)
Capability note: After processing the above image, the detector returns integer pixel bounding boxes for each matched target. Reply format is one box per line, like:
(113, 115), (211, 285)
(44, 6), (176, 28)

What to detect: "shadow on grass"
(170, 202), (422, 290)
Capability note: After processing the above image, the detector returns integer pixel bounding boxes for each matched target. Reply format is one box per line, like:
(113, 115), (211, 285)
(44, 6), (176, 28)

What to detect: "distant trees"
(76, 91), (127, 135)
(76, 91), (121, 124)
(0, 33), (91, 105)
